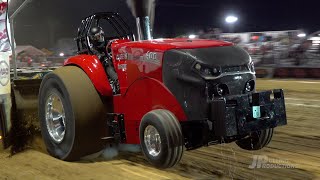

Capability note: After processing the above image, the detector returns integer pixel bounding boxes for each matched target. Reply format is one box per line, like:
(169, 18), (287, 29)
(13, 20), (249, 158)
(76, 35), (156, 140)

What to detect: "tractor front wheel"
(236, 128), (274, 150)
(139, 110), (184, 168)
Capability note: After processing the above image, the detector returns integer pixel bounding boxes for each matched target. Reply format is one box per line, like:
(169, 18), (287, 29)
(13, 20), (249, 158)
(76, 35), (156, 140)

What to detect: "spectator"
(294, 40), (312, 66)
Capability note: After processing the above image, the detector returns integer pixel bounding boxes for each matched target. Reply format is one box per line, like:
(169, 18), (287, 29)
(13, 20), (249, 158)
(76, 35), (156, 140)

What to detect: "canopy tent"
(15, 45), (46, 56)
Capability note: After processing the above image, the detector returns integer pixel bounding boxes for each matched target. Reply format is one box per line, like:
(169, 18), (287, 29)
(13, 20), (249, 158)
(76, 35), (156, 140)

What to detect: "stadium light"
(59, 52), (65, 57)
(310, 37), (320, 40)
(225, 15), (238, 24)
(297, 33), (306, 38)
(189, 34), (196, 39)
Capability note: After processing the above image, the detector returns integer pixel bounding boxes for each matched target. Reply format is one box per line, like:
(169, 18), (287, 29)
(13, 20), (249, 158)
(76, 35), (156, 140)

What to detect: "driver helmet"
(89, 26), (105, 45)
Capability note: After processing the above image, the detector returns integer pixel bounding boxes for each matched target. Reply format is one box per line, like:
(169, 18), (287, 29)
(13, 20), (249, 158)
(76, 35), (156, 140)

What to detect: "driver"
(88, 26), (107, 57)
(88, 26), (119, 94)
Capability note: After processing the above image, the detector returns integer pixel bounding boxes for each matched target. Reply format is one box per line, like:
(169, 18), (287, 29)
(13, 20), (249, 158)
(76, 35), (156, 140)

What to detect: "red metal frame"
(112, 38), (233, 51)
(64, 38), (232, 144)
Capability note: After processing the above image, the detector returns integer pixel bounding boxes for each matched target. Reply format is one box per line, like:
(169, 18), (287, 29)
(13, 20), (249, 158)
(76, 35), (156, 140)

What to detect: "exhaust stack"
(127, 0), (155, 41)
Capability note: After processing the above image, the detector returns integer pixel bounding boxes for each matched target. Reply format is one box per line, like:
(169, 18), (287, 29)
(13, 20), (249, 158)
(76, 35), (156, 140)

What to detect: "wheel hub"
(45, 92), (66, 143)
(144, 125), (161, 157)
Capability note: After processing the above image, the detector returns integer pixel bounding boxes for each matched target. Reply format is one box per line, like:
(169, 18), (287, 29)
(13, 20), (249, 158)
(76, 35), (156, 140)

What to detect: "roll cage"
(75, 12), (134, 55)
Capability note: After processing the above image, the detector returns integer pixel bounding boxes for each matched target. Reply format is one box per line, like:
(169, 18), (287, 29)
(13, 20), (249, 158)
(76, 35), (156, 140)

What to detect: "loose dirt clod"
(9, 108), (40, 155)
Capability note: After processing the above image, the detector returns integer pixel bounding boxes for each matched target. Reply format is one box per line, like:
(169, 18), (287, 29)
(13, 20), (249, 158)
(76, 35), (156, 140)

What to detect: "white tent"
(15, 45), (46, 56)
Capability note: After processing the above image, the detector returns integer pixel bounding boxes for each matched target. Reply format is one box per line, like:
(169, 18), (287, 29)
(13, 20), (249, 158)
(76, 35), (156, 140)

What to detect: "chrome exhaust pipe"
(127, 0), (155, 41)
(135, 16), (152, 40)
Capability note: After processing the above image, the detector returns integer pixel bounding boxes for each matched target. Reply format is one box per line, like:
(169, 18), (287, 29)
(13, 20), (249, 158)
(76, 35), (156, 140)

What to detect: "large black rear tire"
(236, 128), (274, 150)
(38, 66), (108, 161)
(139, 109), (184, 169)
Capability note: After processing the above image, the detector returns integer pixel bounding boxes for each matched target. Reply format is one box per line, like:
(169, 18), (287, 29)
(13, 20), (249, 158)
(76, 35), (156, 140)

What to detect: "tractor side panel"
(111, 45), (164, 96)
(111, 44), (187, 144)
(64, 55), (113, 96)
(113, 78), (187, 144)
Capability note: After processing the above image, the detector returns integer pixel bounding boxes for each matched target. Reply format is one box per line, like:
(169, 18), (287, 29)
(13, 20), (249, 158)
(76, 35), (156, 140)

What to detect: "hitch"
(106, 113), (126, 143)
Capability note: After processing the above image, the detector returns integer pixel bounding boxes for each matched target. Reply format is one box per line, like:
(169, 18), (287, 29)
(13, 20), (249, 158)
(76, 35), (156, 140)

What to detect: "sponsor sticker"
(252, 106), (261, 118)
(0, 60), (9, 86)
(0, 53), (10, 94)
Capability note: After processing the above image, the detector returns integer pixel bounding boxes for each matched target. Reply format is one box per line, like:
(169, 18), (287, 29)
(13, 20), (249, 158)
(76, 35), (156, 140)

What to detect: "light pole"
(225, 15), (238, 33)
(9, 0), (33, 79)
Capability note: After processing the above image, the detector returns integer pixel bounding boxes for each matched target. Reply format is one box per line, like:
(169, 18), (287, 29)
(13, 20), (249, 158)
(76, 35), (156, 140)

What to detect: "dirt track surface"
(1, 79), (320, 180)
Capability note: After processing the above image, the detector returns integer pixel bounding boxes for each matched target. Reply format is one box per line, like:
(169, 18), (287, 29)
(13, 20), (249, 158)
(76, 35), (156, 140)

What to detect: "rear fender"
(64, 55), (113, 96)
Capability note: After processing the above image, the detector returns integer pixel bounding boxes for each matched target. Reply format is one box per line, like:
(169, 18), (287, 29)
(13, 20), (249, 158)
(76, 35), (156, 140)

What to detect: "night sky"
(10, 0), (320, 49)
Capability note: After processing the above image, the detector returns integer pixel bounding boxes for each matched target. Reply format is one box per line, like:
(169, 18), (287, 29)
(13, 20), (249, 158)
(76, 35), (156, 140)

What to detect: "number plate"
(252, 106), (261, 118)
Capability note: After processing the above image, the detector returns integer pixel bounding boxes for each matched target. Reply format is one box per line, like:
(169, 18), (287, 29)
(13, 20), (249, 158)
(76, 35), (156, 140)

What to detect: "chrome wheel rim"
(144, 125), (161, 157)
(45, 92), (66, 143)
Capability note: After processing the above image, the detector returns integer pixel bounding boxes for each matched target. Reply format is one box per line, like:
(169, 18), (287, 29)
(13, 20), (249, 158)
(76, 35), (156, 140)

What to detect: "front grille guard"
(211, 89), (287, 137)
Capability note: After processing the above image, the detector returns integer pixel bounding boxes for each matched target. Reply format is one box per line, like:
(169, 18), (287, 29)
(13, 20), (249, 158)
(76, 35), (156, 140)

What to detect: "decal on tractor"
(145, 51), (161, 65)
(116, 53), (128, 61)
(146, 51), (157, 60)
(118, 64), (127, 70)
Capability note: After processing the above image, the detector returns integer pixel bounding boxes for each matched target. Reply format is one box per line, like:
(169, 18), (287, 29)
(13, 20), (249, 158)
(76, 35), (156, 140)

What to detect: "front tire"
(139, 110), (184, 168)
(236, 128), (274, 150)
(38, 66), (108, 161)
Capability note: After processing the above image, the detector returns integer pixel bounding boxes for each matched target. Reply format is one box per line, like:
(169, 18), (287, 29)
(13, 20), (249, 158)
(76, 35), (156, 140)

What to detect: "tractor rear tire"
(38, 66), (108, 161)
(236, 128), (274, 150)
(139, 109), (184, 168)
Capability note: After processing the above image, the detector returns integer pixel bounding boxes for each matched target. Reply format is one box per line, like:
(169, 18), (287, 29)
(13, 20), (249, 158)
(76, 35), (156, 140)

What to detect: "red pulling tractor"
(37, 1), (287, 169)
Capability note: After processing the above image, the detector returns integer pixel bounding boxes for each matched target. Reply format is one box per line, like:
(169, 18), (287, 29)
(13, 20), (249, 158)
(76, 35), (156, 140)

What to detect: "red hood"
(113, 38), (233, 51)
